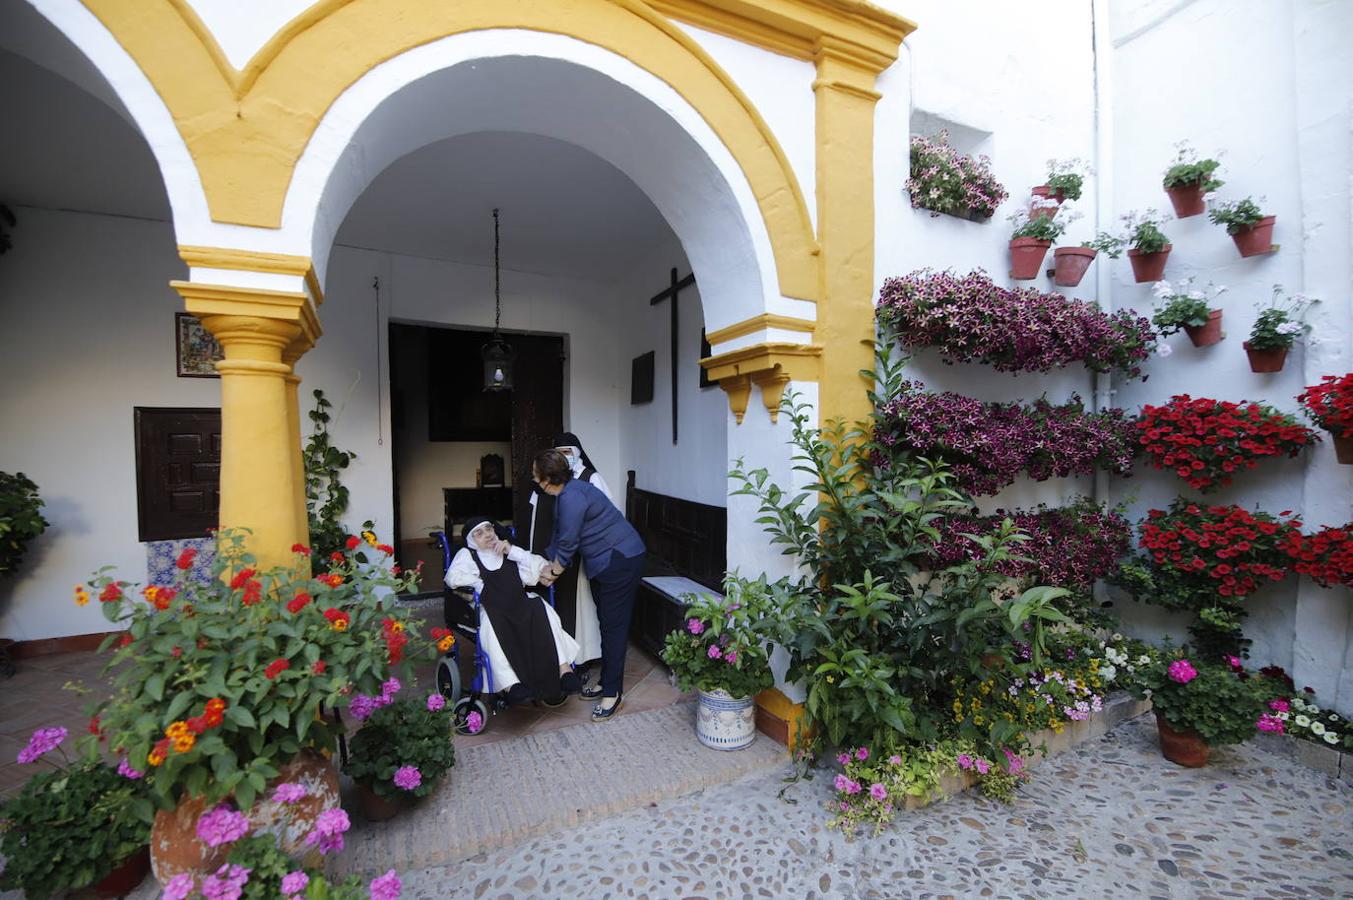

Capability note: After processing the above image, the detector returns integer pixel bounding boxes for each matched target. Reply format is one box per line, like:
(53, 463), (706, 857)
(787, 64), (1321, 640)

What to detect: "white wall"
(0, 207), (205, 640)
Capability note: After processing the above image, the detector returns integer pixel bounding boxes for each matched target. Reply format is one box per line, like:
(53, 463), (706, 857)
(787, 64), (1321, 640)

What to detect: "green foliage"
(0, 471), (49, 576)
(1247, 285), (1317, 350)
(225, 832), (370, 899)
(1010, 210), (1071, 242)
(343, 696), (456, 802)
(1129, 655), (1266, 746)
(1208, 197), (1265, 235)
(1082, 232), (1126, 259)
(304, 390), (357, 560)
(82, 528), (431, 811)
(1129, 220), (1170, 254)
(660, 577), (775, 699)
(1111, 559), (1248, 658)
(1151, 294), (1213, 334)
(1045, 157), (1090, 201)
(1162, 145), (1223, 192)
(0, 760), (153, 899)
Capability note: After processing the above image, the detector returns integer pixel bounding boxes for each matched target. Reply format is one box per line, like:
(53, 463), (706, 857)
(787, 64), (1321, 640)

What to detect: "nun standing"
(525, 432), (608, 691)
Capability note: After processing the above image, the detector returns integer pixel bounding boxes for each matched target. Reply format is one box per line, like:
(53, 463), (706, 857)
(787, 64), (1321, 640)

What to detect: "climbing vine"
(303, 389), (357, 560)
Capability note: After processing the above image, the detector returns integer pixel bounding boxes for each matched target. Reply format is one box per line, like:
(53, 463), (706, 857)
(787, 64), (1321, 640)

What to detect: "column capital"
(171, 281), (322, 350)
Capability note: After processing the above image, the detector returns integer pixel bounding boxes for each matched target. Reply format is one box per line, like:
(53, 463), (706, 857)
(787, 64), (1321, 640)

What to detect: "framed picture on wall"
(175, 312), (224, 378)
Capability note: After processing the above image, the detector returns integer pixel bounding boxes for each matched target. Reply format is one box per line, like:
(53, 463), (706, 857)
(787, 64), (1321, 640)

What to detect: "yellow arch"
(82, 0), (822, 301)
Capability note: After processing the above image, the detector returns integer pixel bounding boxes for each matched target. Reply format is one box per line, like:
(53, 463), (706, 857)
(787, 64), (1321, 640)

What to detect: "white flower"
(1277, 712), (1289, 721)
(1152, 281), (1174, 299)
(1308, 705), (1322, 714)
(1311, 722), (1326, 736)
(1143, 688), (1153, 699)
(1330, 714), (1340, 722)
(1295, 715), (1311, 727)
(1100, 665), (1117, 682)
(1324, 733), (1339, 745)
(1292, 697), (1308, 711)
(1157, 342), (1174, 358)
(1187, 290), (1205, 300)
(1112, 634), (1123, 642)
(1137, 655), (1152, 666)
(1276, 322), (1303, 335)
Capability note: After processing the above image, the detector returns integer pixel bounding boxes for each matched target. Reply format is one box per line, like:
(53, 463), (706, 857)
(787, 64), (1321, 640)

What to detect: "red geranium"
(1135, 395), (1319, 492)
(345, 535), (362, 551)
(291, 543), (311, 556)
(1298, 373), (1353, 438)
(263, 658), (290, 680)
(1279, 524), (1353, 589)
(175, 547), (197, 570)
(229, 568), (256, 590)
(286, 591), (312, 614)
(1139, 500), (1300, 598)
(240, 579), (262, 606)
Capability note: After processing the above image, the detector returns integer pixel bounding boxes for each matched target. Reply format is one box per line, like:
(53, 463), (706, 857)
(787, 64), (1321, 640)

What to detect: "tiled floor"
(0, 639), (687, 796)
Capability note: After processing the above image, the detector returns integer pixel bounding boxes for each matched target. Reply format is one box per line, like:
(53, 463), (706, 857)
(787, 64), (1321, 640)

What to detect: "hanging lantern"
(481, 208), (514, 392)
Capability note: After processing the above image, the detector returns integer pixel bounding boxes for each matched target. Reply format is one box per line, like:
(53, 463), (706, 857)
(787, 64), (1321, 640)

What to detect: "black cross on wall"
(649, 267), (696, 445)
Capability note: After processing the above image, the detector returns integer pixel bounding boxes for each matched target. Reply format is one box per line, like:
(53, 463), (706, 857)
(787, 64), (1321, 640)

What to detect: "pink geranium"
(687, 618), (705, 635)
(1268, 698), (1289, 712)
(1256, 714), (1285, 734)
(1167, 659), (1198, 684)
(707, 645), (722, 660)
(195, 804), (250, 848)
(869, 783), (887, 801)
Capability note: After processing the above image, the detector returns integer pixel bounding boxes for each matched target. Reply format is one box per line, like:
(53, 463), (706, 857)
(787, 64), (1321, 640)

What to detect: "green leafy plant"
(1009, 205), (1080, 242)
(1248, 284), (1317, 351)
(343, 694), (456, 802)
(826, 741), (961, 836)
(1208, 197), (1266, 235)
(304, 389), (358, 560)
(1128, 654), (1266, 746)
(1150, 277), (1226, 336)
(1082, 232), (1126, 258)
(0, 471), (49, 576)
(224, 832), (379, 899)
(1162, 143), (1224, 192)
(1122, 209), (1171, 253)
(662, 576), (775, 699)
(0, 742), (153, 900)
(1045, 157), (1090, 201)
(81, 528), (431, 811)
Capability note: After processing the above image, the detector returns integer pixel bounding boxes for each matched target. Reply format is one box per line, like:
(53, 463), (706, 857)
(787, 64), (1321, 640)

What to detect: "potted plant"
(661, 577), (774, 751)
(0, 470), (49, 577)
(1055, 232), (1122, 287)
(0, 727), (154, 899)
(1128, 654), (1267, 767)
(1151, 278), (1227, 347)
(1243, 285), (1316, 372)
(343, 692), (457, 821)
(906, 131), (1009, 221)
(79, 528), (433, 885)
(1161, 142), (1223, 218)
(1298, 373), (1353, 463)
(1122, 209), (1173, 282)
(1209, 197), (1276, 257)
(1007, 205), (1079, 280)
(1280, 523), (1353, 590)
(1030, 157), (1090, 219)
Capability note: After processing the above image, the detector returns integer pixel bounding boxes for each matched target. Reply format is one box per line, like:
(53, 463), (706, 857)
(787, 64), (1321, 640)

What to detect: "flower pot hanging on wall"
(1029, 185), (1064, 220)
(1127, 245), (1172, 283)
(1184, 309), (1224, 347)
(1242, 341), (1288, 373)
(1231, 216), (1277, 257)
(1052, 246), (1096, 287)
(1165, 183), (1207, 218)
(1009, 238), (1052, 280)
(1333, 435), (1353, 465)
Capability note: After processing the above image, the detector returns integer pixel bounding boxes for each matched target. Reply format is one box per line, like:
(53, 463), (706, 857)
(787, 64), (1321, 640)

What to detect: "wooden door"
(134, 407), (221, 541)
(510, 334), (565, 535)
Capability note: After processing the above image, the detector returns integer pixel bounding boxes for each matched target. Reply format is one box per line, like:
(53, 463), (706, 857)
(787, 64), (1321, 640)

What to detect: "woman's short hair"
(533, 449), (574, 486)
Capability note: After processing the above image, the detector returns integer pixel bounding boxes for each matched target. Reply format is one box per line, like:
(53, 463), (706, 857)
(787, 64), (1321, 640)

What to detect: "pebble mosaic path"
(393, 713), (1353, 899)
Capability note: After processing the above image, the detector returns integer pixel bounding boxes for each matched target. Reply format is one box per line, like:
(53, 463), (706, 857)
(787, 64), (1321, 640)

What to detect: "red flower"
(229, 568), (256, 590)
(291, 543), (311, 555)
(377, 544), (395, 555)
(176, 547), (198, 570)
(286, 592), (312, 614)
(330, 551), (345, 564)
(264, 658), (291, 680)
(171, 645), (183, 658)
(118, 633), (133, 648)
(312, 660), (327, 675)
(187, 715), (209, 734)
(99, 582), (124, 603)
(317, 573), (344, 589)
(345, 535), (362, 550)
(241, 580), (263, 606)
(88, 715), (101, 735)
(323, 608), (351, 631)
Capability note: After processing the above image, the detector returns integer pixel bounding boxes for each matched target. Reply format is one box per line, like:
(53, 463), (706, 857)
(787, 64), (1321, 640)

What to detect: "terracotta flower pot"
(1183, 309), (1224, 347)
(92, 847), (151, 898)
(150, 750), (341, 886)
(1029, 185), (1063, 220)
(1333, 433), (1353, 465)
(1156, 713), (1209, 767)
(1127, 245), (1172, 283)
(1165, 182), (1207, 218)
(356, 782), (407, 822)
(1231, 216), (1277, 257)
(1242, 341), (1288, 373)
(1052, 246), (1097, 287)
(1009, 238), (1052, 280)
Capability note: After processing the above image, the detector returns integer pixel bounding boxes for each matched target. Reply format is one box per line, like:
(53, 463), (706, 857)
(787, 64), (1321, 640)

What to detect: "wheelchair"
(429, 529), (568, 736)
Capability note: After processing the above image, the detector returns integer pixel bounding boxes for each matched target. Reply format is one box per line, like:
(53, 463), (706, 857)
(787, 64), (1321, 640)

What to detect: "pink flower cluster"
(1167, 659), (1198, 684)
(1256, 714), (1285, 734)
(117, 757), (144, 780)
(686, 618), (705, 635)
(195, 803), (250, 848)
(281, 872), (310, 896)
(17, 726), (67, 764)
(350, 677), (403, 721)
(956, 753), (991, 775)
(877, 269), (1157, 378)
(426, 692), (446, 712)
(907, 132), (1008, 220)
(370, 869), (403, 900)
(201, 863), (251, 900)
(393, 765), (422, 791)
(272, 782), (307, 804)
(876, 385), (1136, 496)
(305, 807), (351, 856)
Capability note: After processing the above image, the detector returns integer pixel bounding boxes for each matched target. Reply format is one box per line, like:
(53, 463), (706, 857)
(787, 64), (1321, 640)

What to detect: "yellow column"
(283, 341), (311, 565)
(812, 37), (888, 428)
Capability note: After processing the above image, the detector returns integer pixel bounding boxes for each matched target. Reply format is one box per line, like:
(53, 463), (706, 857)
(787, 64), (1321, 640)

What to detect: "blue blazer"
(545, 479), (645, 578)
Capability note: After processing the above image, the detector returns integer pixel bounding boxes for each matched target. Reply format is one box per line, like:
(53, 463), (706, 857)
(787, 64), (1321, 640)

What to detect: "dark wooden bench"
(624, 470), (727, 659)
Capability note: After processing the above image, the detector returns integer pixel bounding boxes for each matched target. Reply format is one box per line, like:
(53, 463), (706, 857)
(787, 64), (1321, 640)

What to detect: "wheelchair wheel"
(452, 697), (490, 736)
(435, 655), (462, 704)
(539, 692), (568, 708)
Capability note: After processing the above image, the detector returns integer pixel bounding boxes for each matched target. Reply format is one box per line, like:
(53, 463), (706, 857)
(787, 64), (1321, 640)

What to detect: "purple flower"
(305, 807), (351, 855)
(393, 765), (422, 791)
(17, 727), (67, 764)
(195, 804), (250, 848)
(117, 758), (144, 780)
(1168, 659), (1198, 684)
(888, 755), (903, 766)
(272, 783), (307, 804)
(869, 782), (887, 801)
(833, 773), (850, 792)
(281, 872), (310, 896)
(164, 874), (196, 900)
(349, 694), (381, 721)
(686, 618), (705, 635)
(707, 645), (722, 660)
(369, 869), (402, 900)
(381, 677), (402, 699)
(1004, 748), (1025, 775)
(836, 752), (851, 766)
(974, 758), (990, 775)
(724, 650), (738, 665)
(844, 779), (862, 795)
(466, 710), (483, 734)
(201, 863), (251, 900)
(956, 754), (973, 770)
(426, 693), (446, 712)
(855, 747), (869, 761)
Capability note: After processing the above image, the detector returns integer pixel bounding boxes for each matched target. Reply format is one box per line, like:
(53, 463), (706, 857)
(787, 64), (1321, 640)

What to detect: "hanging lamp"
(481, 207), (515, 391)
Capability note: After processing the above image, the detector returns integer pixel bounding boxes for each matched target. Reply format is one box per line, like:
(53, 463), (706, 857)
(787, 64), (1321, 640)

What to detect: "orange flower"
(172, 733), (196, 753)
(165, 721), (190, 741)
(74, 585), (90, 607)
(437, 635), (455, 653)
(317, 574), (344, 589)
(99, 583), (123, 603)
(148, 738), (170, 767)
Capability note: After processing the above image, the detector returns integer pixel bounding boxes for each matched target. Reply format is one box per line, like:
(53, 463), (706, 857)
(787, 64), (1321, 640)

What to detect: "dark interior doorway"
(388, 322), (564, 596)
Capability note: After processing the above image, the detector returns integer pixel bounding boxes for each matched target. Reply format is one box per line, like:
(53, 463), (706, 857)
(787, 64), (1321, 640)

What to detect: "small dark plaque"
(631, 351), (655, 405)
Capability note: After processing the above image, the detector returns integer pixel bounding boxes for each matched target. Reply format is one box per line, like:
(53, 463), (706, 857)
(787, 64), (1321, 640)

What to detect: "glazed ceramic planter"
(1231, 216), (1277, 257)
(1127, 245), (1172, 283)
(1183, 310), (1224, 347)
(1009, 238), (1052, 280)
(1243, 341), (1288, 373)
(92, 847), (151, 898)
(150, 750), (341, 886)
(1165, 182), (1207, 218)
(1156, 714), (1209, 767)
(1052, 246), (1097, 287)
(696, 689), (756, 751)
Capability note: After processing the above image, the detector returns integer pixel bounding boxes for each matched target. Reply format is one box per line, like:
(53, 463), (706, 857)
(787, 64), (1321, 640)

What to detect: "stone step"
(331, 700), (786, 876)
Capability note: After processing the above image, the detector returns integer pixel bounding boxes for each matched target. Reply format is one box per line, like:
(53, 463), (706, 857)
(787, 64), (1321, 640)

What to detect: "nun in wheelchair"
(444, 516), (583, 705)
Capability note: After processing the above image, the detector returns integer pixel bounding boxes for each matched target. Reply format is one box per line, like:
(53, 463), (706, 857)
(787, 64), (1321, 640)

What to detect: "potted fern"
(1209, 197), (1276, 258)
(1161, 143), (1223, 218)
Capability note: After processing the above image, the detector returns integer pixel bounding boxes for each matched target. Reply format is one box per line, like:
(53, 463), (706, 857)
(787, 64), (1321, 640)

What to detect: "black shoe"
(505, 683), (533, 706)
(591, 694), (623, 723)
(560, 671), (582, 695)
(579, 683), (604, 701)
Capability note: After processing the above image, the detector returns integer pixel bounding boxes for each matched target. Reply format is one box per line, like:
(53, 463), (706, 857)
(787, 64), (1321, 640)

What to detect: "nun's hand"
(493, 538), (511, 555)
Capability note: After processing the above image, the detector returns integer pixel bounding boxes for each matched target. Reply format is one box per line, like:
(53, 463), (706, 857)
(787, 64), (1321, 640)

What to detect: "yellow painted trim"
(701, 341), (821, 382)
(719, 375), (754, 424)
(171, 281), (321, 346)
(754, 686), (815, 751)
(178, 245), (324, 305)
(704, 312), (816, 345)
(83, 0), (822, 301)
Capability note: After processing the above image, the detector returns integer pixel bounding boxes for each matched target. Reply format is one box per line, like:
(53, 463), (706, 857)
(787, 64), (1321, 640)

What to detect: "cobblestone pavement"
(396, 714), (1353, 900)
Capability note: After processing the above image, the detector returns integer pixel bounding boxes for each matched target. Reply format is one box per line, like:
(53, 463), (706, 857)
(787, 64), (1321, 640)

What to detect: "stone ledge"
(1253, 730), (1350, 783)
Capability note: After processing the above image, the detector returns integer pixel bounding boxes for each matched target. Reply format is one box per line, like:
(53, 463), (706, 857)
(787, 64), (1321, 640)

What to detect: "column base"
(754, 687), (815, 752)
